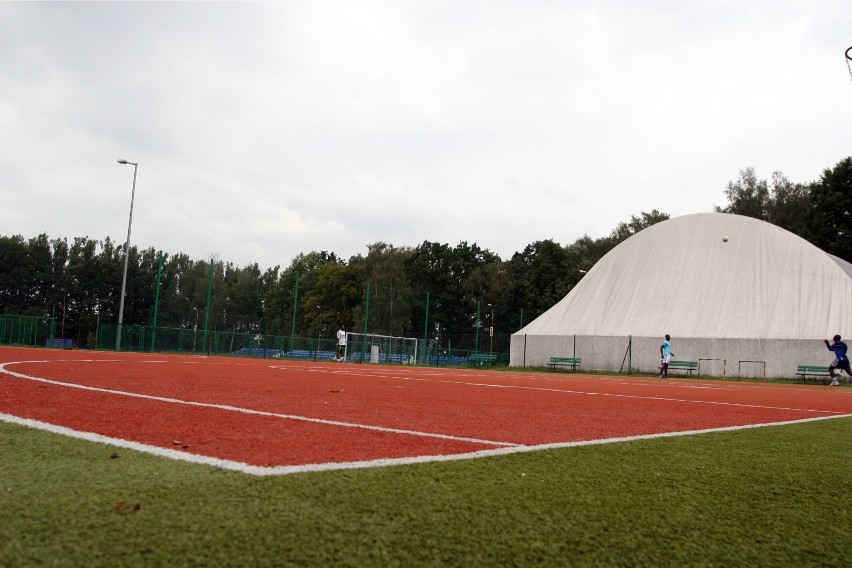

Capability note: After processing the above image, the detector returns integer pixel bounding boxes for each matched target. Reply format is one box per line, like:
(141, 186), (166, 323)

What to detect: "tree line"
(1, 156), (848, 351)
(714, 156), (851, 259)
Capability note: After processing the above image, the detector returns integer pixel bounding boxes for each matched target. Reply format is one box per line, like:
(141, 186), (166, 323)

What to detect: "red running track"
(1, 347), (850, 474)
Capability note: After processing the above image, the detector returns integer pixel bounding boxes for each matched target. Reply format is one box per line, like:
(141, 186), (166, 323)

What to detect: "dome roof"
(517, 213), (852, 339)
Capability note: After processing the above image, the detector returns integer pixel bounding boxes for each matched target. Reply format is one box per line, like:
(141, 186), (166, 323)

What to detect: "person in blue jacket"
(825, 334), (851, 386)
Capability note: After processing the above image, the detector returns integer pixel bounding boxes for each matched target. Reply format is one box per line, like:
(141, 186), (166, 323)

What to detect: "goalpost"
(345, 332), (419, 364)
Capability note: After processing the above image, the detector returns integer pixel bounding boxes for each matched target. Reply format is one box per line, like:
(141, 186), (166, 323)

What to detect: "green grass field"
(1, 417), (850, 567)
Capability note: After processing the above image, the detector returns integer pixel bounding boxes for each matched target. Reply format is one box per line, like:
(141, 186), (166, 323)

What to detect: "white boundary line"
(274, 361), (852, 398)
(2, 411), (850, 477)
(274, 363), (847, 416)
(0, 361), (517, 448)
(3, 358), (851, 476)
(389, 376), (845, 414)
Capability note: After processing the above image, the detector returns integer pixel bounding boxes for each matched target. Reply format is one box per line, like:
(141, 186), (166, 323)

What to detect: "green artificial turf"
(1, 418), (850, 567)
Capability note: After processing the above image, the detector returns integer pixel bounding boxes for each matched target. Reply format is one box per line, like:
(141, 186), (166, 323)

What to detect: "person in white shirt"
(336, 324), (347, 362)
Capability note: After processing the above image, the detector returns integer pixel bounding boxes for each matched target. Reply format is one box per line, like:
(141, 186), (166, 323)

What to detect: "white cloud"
(1, 1), (850, 268)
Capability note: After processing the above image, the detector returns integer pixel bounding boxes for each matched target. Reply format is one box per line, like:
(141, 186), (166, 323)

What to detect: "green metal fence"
(0, 314), (56, 347)
(0, 312), (508, 366)
(89, 323), (505, 366)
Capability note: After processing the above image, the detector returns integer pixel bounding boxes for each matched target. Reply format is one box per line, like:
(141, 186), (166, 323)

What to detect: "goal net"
(345, 332), (419, 364)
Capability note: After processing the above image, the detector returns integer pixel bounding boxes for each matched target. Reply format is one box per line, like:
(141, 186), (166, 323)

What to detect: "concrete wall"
(510, 334), (834, 379)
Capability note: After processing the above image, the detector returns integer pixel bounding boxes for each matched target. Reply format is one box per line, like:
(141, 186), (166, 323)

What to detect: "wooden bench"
(662, 360), (699, 376)
(548, 357), (581, 371)
(468, 353), (497, 366)
(795, 365), (832, 382)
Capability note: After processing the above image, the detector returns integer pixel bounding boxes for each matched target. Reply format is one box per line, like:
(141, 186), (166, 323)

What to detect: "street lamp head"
(117, 159), (137, 166)
(117, 159), (128, 164)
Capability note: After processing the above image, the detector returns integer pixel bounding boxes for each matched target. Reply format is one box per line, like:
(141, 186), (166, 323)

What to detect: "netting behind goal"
(345, 332), (419, 364)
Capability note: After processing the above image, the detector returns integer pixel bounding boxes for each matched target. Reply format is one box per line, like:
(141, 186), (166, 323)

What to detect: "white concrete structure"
(510, 213), (852, 379)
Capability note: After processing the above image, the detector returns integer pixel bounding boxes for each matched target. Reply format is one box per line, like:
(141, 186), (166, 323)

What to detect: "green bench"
(548, 357), (581, 371)
(795, 365), (832, 382)
(468, 353), (497, 366)
(663, 360), (699, 376)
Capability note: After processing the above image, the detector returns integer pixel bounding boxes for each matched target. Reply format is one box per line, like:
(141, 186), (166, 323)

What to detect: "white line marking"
(2, 411), (849, 477)
(323, 371), (843, 415)
(406, 377), (845, 414)
(4, 358), (851, 476)
(270, 362), (852, 406)
(0, 361), (517, 448)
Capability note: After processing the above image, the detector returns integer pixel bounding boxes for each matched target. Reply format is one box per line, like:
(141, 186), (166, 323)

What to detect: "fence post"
(361, 282), (370, 363)
(422, 292), (430, 365)
(289, 271), (299, 353)
(150, 250), (162, 352)
(474, 300), (481, 352)
(203, 259), (213, 354)
(620, 335), (633, 374)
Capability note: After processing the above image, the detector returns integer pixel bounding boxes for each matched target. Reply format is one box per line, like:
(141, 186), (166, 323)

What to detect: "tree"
(272, 251), (347, 339)
(716, 167), (770, 219)
(27, 234), (56, 314)
(608, 210), (670, 244)
(0, 236), (33, 314)
(716, 168), (812, 236)
(803, 157), (852, 262)
(224, 262), (266, 333)
(302, 262), (360, 335)
(405, 241), (500, 348)
(263, 266), (296, 337)
(155, 252), (197, 328)
(66, 237), (108, 344)
(348, 243), (416, 337)
(766, 172), (811, 235)
(505, 240), (571, 315)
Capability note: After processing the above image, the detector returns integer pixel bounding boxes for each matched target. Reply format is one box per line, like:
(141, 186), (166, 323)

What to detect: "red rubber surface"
(2, 347), (850, 468)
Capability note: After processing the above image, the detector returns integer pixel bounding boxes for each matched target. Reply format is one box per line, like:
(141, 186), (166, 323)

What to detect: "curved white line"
(4, 358), (849, 477)
(2, 411), (849, 477)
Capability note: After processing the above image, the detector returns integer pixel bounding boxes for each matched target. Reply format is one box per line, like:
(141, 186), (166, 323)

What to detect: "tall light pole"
(116, 159), (138, 350)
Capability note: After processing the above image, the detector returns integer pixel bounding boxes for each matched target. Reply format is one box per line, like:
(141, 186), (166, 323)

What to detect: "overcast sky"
(2, 1), (850, 270)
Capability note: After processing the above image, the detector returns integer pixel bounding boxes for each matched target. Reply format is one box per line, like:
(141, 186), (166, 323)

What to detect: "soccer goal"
(345, 332), (419, 364)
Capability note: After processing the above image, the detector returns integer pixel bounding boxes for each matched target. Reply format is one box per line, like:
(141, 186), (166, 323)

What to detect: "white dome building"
(510, 213), (852, 379)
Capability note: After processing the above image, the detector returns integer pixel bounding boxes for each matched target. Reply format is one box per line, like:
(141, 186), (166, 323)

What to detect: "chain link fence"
(0, 314), (57, 347)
